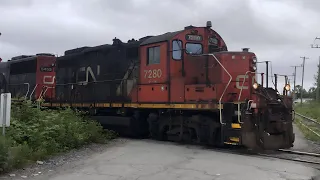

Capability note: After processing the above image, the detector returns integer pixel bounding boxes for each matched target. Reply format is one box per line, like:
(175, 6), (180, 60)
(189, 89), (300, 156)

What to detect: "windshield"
(186, 43), (203, 55)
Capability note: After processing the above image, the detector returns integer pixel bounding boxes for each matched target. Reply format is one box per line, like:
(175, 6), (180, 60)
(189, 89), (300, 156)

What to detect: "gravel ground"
(291, 124), (320, 153)
(0, 123), (319, 179)
(0, 138), (128, 180)
(1, 138), (318, 180)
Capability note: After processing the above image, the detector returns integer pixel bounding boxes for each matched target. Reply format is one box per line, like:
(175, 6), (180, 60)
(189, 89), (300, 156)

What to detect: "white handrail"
(29, 84), (38, 100)
(238, 71), (254, 102)
(39, 86), (54, 100)
(208, 54), (232, 125)
(237, 71), (261, 123)
(23, 83), (30, 100)
(38, 86), (47, 100)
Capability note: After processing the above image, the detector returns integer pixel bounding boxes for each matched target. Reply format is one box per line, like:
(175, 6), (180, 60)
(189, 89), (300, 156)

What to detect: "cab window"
(147, 46), (160, 65)
(172, 40), (182, 60)
(186, 43), (203, 55)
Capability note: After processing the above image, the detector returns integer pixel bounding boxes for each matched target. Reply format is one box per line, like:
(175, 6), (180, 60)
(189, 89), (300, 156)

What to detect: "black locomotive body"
(9, 56), (37, 99)
(54, 38), (143, 103)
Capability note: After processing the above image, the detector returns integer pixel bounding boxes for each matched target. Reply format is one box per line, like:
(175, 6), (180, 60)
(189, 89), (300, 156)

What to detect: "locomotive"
(0, 21), (295, 150)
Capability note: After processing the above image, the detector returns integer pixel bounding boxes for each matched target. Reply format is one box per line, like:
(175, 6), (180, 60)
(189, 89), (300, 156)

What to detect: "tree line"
(294, 61), (320, 100)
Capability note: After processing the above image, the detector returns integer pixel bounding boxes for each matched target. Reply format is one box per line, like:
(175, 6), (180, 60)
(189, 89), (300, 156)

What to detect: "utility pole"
(311, 37), (320, 48)
(317, 57), (320, 102)
(300, 56), (309, 105)
(311, 37), (320, 102)
(291, 65), (302, 100)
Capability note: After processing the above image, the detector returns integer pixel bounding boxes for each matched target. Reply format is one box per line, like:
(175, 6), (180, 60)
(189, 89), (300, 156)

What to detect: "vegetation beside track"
(0, 101), (116, 174)
(295, 101), (320, 122)
(294, 101), (320, 142)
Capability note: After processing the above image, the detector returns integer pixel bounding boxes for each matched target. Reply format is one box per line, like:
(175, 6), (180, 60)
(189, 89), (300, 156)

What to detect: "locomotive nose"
(240, 87), (295, 150)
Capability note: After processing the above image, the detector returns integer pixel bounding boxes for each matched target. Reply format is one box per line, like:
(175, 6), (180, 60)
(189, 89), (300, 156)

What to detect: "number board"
(209, 37), (218, 45)
(144, 69), (162, 79)
(185, 34), (203, 41)
(40, 67), (53, 72)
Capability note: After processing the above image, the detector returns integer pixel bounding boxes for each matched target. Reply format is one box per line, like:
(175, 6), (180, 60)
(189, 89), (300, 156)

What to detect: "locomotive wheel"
(129, 111), (149, 138)
(147, 113), (162, 140)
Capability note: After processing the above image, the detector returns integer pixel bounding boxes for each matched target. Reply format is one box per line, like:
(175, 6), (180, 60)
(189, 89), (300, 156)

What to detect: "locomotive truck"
(0, 21), (295, 150)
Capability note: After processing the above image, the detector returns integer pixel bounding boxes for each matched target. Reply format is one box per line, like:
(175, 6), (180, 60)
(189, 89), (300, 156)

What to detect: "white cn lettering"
(77, 66), (98, 85)
(236, 75), (249, 90)
(43, 76), (55, 85)
(236, 74), (257, 90)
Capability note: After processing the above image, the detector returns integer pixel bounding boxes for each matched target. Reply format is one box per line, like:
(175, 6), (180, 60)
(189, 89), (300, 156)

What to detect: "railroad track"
(267, 149), (320, 165)
(232, 148), (320, 166)
(295, 112), (320, 138)
(199, 146), (320, 166)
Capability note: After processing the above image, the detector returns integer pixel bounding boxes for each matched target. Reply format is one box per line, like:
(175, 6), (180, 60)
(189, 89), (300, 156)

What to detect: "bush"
(0, 101), (116, 173)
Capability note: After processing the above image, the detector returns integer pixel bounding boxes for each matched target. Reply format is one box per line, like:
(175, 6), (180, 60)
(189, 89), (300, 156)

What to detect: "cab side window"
(172, 40), (182, 60)
(147, 46), (160, 65)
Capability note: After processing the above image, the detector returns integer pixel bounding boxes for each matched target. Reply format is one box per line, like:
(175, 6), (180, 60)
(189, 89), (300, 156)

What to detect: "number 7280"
(144, 69), (162, 79)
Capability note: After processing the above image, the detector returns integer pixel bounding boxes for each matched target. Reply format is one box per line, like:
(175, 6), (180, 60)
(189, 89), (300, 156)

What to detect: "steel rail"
(295, 112), (320, 138)
(296, 112), (320, 126)
(257, 153), (320, 165)
(278, 149), (320, 157)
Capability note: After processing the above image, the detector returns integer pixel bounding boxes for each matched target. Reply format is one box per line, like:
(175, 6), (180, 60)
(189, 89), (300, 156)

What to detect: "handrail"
(41, 86), (54, 99)
(207, 53), (232, 125)
(8, 83), (30, 100)
(23, 83), (30, 100)
(237, 71), (254, 123)
(237, 71), (264, 123)
(29, 84), (38, 100)
(38, 86), (55, 100)
(38, 86), (46, 100)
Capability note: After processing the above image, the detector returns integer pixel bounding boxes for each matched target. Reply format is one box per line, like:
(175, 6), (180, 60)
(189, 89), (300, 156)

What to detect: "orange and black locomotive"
(0, 21), (295, 150)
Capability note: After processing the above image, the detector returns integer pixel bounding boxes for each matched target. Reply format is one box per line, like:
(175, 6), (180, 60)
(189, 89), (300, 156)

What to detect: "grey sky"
(0, 0), (319, 90)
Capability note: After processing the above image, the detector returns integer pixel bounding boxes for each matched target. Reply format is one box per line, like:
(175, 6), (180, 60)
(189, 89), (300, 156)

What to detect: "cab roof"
(140, 30), (183, 46)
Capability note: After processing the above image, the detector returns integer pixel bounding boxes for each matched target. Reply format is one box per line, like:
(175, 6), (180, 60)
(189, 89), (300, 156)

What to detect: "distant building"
(293, 98), (313, 104)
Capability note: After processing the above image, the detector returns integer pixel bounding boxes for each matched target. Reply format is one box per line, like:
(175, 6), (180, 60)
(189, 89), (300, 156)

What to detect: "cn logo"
(77, 65), (100, 85)
(236, 75), (256, 90)
(43, 76), (56, 85)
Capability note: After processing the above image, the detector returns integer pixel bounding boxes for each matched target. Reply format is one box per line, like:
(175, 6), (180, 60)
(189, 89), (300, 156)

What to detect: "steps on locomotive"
(222, 123), (241, 145)
(221, 102), (243, 145)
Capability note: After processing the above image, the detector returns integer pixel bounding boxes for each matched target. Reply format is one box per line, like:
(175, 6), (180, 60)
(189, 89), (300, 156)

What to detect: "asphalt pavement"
(17, 139), (319, 180)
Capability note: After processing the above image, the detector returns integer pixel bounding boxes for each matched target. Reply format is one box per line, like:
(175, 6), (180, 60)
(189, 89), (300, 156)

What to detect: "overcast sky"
(0, 0), (319, 90)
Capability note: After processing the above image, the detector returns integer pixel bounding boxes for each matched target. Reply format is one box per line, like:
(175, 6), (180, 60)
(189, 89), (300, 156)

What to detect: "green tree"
(313, 60), (320, 102)
(294, 85), (310, 99)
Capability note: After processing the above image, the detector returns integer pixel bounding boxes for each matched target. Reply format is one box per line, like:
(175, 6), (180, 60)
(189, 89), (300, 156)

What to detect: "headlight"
(252, 64), (257, 71)
(285, 84), (290, 91)
(253, 83), (259, 89)
(252, 56), (257, 63)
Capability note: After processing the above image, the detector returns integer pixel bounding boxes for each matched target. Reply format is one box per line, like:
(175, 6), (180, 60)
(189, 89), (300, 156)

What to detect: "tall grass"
(295, 101), (320, 122)
(0, 101), (116, 173)
(294, 101), (320, 142)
